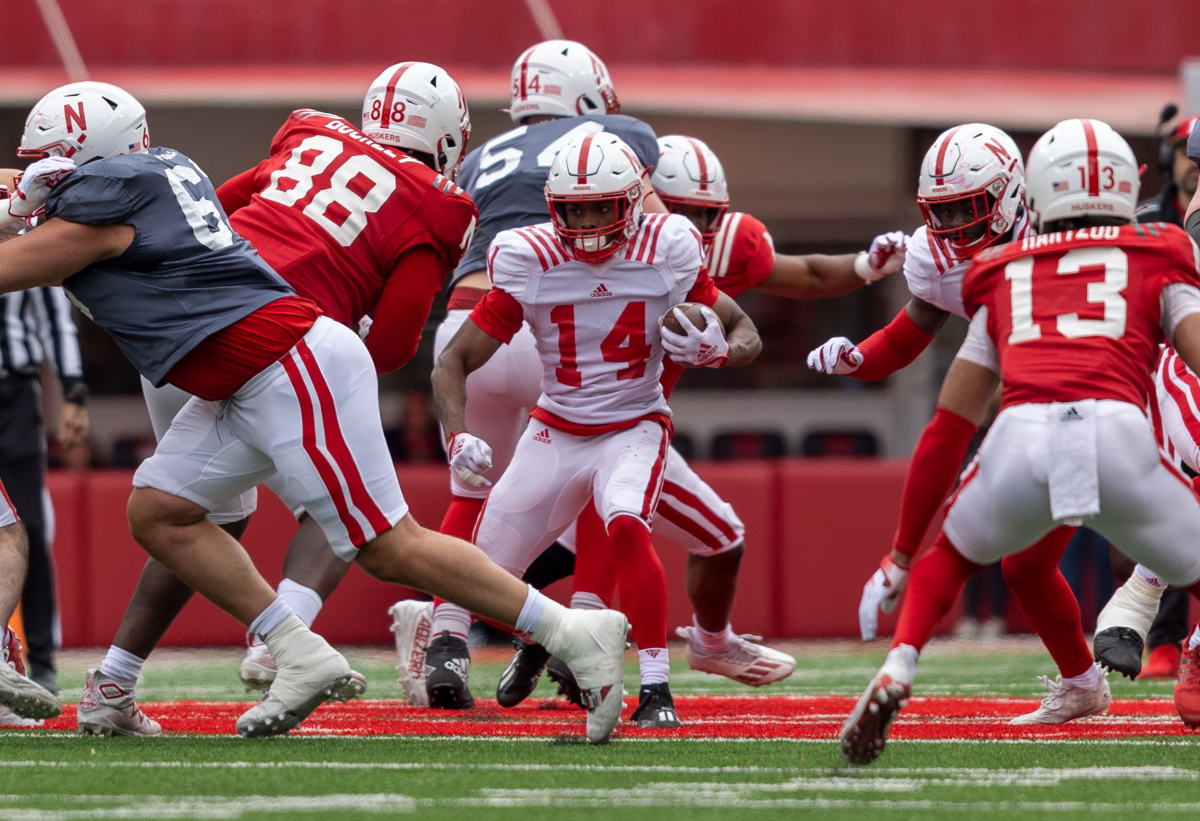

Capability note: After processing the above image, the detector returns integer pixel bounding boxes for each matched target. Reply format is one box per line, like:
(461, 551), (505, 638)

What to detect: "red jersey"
(217, 110), (478, 369)
(962, 222), (1200, 410)
(660, 211), (774, 396)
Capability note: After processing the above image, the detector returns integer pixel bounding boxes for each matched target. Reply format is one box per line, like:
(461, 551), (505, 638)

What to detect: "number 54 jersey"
(218, 109), (479, 326)
(471, 213), (719, 429)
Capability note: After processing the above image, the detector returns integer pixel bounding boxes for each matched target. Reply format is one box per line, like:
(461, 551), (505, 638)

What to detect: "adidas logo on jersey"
(590, 283), (613, 298)
(532, 428), (552, 443)
(1059, 406), (1084, 422)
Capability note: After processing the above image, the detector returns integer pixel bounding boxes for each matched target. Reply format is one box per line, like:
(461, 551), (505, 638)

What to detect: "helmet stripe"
(516, 46), (536, 101)
(380, 62), (414, 130)
(685, 137), (709, 191)
(576, 132), (596, 184)
(1081, 119), (1100, 197)
(933, 126), (963, 182)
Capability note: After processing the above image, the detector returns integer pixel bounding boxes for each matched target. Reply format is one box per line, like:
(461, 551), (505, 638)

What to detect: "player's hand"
(859, 555), (910, 641)
(806, 337), (863, 375)
(855, 231), (908, 282)
(660, 305), (729, 367)
(446, 432), (493, 488)
(9, 156), (76, 218)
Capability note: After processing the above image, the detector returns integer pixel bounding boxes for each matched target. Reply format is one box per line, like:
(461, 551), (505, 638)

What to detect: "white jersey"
(903, 213), (1030, 319)
(480, 213), (710, 428)
(1153, 344), (1200, 473)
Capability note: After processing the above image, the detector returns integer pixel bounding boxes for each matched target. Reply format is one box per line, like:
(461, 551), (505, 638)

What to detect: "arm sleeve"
(955, 308), (999, 372)
(1163, 283), (1200, 340)
(362, 245), (446, 374)
(685, 268), (720, 307)
(736, 215), (776, 289)
(216, 166), (262, 215)
(851, 307), (936, 381)
(469, 287), (524, 343)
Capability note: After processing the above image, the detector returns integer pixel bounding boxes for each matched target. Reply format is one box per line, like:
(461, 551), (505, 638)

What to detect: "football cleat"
(424, 631), (474, 710)
(235, 615), (360, 738)
(239, 638), (277, 692)
(1174, 638), (1200, 728)
(496, 640), (550, 708)
(675, 625), (795, 686)
(1093, 575), (1165, 679)
(629, 682), (683, 728)
(536, 608), (629, 744)
(77, 669), (162, 737)
(388, 600), (433, 707)
(840, 672), (910, 765)
(547, 656), (586, 709)
(0, 704), (42, 727)
(1094, 628), (1145, 680)
(1140, 643), (1182, 680)
(1008, 673), (1111, 725)
(0, 628), (60, 720)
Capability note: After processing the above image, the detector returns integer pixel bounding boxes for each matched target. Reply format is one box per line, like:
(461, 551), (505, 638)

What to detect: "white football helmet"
(545, 131), (644, 262)
(1025, 118), (1140, 231)
(18, 81), (148, 164)
(916, 123), (1024, 262)
(509, 39), (619, 124)
(652, 135), (730, 241)
(362, 62), (471, 178)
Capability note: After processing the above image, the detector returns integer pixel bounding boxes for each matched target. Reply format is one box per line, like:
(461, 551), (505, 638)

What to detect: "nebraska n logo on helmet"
(545, 131), (644, 262)
(916, 123), (1024, 263)
(19, 81), (149, 164)
(361, 62), (472, 179)
(508, 40), (620, 124)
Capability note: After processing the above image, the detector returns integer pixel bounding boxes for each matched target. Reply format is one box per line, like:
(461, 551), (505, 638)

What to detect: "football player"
(432, 131), (761, 728)
(5, 79), (628, 744)
(841, 118), (1200, 764)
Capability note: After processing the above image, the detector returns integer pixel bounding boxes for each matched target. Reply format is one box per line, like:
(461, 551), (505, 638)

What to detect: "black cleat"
(546, 656), (586, 709)
(424, 631), (475, 709)
(630, 682), (682, 728)
(1094, 627), (1144, 680)
(496, 641), (551, 708)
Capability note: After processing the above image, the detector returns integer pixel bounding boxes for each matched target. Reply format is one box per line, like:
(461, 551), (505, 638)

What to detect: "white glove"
(357, 315), (374, 340)
(858, 555), (910, 641)
(9, 156), (77, 218)
(446, 432), (493, 488)
(854, 230), (908, 283)
(806, 336), (863, 375)
(660, 305), (729, 367)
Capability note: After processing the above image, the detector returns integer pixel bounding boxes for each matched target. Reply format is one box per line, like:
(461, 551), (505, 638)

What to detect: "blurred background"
(2, 0), (1196, 645)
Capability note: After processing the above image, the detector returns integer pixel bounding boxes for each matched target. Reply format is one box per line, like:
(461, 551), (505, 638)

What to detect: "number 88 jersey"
(218, 109), (479, 326)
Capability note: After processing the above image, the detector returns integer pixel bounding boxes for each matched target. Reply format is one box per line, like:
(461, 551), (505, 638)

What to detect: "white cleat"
(239, 639), (277, 692)
(1008, 674), (1111, 725)
(388, 600), (433, 707)
(77, 669), (162, 737)
(840, 671), (910, 765)
(675, 626), (796, 686)
(0, 705), (43, 727)
(0, 656), (60, 720)
(236, 616), (361, 738)
(540, 609), (629, 744)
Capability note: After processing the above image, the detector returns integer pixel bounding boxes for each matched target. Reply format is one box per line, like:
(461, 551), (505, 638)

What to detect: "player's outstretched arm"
(757, 231), (908, 300)
(0, 217), (133, 292)
(364, 246), (448, 374)
(431, 318), (504, 437)
(807, 297), (946, 380)
(711, 291), (761, 367)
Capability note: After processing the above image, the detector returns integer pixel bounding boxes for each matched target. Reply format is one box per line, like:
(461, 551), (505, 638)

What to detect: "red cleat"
(1174, 642), (1200, 728)
(1139, 643), (1181, 680)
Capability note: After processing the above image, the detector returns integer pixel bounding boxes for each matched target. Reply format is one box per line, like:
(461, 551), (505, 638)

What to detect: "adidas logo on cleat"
(590, 283), (613, 298)
(533, 428), (552, 443)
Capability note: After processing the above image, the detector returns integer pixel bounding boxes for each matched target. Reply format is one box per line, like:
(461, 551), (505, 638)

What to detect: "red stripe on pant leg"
(660, 479), (738, 543)
(295, 339), (392, 539)
(657, 499), (725, 551)
(280, 351), (366, 545)
(639, 427), (671, 520)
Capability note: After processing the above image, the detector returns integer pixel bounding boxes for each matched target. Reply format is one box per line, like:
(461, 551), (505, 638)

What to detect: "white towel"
(1047, 399), (1100, 525)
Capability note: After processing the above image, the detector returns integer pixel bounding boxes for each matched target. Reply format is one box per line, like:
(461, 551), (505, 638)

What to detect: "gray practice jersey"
(44, 148), (293, 386)
(453, 114), (658, 283)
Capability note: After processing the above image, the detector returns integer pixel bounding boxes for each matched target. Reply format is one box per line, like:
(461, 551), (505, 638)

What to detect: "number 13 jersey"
(471, 213), (719, 429)
(218, 109), (478, 326)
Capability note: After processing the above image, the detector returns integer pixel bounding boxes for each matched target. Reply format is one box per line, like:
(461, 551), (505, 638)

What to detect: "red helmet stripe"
(685, 138), (709, 191)
(576, 132), (596, 184)
(934, 126), (963, 183)
(1081, 119), (1100, 197)
(380, 62), (414, 130)
(516, 46), (536, 101)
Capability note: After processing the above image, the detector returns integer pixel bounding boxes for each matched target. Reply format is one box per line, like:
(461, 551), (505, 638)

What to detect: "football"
(660, 302), (720, 335)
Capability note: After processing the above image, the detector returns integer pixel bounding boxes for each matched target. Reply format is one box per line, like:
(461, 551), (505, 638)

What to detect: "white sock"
(570, 592), (606, 611)
(248, 597), (295, 640)
(638, 648), (669, 685)
(1189, 626), (1200, 651)
(881, 643), (919, 683)
(691, 617), (733, 654)
(1062, 663), (1103, 690)
(277, 579), (323, 627)
(1133, 564), (1169, 588)
(430, 602), (472, 640)
(98, 646), (145, 685)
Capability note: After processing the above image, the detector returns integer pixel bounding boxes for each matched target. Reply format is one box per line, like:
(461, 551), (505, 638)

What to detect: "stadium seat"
(799, 430), (880, 458)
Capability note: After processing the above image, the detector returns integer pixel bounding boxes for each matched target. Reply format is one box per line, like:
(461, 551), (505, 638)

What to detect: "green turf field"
(4, 638), (1200, 820)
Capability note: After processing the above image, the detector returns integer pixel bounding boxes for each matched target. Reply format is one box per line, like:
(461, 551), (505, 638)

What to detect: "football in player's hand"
(660, 302), (720, 335)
